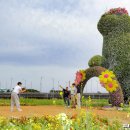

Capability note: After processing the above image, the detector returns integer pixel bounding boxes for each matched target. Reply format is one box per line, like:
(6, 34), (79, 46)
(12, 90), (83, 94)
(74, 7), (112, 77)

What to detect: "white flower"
(57, 113), (67, 121)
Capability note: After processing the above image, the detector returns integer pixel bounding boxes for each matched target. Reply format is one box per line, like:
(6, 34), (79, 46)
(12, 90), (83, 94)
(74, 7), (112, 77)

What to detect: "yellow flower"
(59, 92), (63, 96)
(105, 80), (118, 92)
(0, 117), (7, 127)
(99, 70), (115, 84)
(82, 96), (84, 99)
(32, 123), (42, 130)
(79, 69), (86, 81)
(120, 103), (124, 108)
(127, 113), (130, 118)
(88, 96), (92, 103)
(53, 100), (56, 105)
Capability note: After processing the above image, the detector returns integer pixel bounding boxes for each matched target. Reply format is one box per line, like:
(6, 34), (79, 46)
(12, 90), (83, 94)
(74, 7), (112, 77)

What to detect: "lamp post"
(10, 78), (13, 91)
(31, 81), (32, 89)
(58, 81), (60, 90)
(0, 81), (1, 90)
(40, 76), (42, 92)
(91, 80), (92, 93)
(25, 80), (26, 87)
(52, 78), (55, 98)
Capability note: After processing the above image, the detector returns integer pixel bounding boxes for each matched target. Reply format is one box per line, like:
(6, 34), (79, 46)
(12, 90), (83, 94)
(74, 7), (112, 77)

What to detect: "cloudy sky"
(0, 0), (130, 92)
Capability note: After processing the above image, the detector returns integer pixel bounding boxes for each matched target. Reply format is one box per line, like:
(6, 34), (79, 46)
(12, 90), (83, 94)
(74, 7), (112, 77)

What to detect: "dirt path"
(0, 106), (129, 123)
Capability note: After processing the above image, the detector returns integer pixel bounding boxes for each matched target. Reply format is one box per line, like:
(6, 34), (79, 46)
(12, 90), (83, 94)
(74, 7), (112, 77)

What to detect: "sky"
(0, 0), (130, 93)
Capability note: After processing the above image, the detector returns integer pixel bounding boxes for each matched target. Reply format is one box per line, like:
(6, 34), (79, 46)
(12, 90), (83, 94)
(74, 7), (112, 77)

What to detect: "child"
(11, 82), (26, 112)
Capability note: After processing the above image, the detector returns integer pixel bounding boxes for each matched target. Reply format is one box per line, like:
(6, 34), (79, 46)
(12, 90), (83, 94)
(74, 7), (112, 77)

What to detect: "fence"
(0, 92), (109, 99)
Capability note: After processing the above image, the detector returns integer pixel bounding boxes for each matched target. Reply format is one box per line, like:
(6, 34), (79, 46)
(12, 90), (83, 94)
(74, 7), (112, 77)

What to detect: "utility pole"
(25, 80), (26, 87)
(68, 81), (70, 88)
(0, 81), (1, 90)
(97, 81), (98, 93)
(40, 76), (42, 92)
(5, 81), (7, 89)
(52, 78), (55, 98)
(58, 81), (60, 90)
(10, 78), (13, 91)
(31, 81), (32, 89)
(91, 80), (92, 93)
(86, 83), (87, 93)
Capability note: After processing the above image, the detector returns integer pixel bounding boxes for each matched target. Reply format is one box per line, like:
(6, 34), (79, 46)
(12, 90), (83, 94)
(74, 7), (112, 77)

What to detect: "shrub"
(88, 55), (105, 67)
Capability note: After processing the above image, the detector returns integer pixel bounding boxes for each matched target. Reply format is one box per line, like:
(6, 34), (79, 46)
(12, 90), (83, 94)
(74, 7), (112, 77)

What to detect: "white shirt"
(70, 86), (77, 95)
(13, 85), (22, 94)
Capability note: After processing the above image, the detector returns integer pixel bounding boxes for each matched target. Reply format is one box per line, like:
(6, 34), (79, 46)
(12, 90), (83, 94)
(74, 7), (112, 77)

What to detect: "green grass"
(0, 98), (109, 107)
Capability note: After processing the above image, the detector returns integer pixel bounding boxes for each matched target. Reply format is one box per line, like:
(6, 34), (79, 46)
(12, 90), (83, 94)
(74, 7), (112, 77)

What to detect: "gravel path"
(0, 106), (129, 123)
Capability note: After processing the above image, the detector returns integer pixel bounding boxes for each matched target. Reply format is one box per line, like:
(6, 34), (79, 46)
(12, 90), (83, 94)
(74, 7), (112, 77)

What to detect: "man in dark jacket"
(60, 86), (70, 107)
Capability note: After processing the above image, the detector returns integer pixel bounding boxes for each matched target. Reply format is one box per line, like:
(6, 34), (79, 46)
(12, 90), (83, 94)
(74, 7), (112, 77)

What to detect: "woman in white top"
(70, 83), (77, 108)
(11, 82), (26, 112)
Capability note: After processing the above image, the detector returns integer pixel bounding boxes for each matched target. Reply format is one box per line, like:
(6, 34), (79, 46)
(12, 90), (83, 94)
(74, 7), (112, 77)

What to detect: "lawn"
(0, 98), (109, 107)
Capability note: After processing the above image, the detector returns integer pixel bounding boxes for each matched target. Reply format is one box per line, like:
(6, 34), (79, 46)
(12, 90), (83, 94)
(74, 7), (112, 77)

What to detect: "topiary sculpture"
(75, 8), (130, 106)
(88, 55), (105, 67)
(98, 7), (130, 102)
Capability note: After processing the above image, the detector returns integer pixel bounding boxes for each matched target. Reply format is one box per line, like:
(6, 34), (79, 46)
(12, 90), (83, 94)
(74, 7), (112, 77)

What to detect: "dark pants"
(64, 97), (70, 106)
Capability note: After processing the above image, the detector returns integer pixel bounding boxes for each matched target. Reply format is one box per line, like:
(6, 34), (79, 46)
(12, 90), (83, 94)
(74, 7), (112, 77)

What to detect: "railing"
(0, 92), (109, 99)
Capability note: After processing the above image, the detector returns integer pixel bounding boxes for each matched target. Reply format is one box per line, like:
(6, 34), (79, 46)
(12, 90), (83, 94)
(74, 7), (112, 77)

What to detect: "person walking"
(70, 83), (77, 108)
(11, 82), (26, 112)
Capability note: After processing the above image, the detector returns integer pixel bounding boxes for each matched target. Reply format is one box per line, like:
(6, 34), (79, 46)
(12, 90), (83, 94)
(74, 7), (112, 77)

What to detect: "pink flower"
(107, 7), (128, 15)
(75, 71), (83, 85)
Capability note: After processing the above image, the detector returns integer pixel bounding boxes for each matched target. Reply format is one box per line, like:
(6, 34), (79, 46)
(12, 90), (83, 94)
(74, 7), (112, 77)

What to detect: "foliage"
(98, 8), (130, 100)
(88, 55), (105, 67)
(26, 89), (39, 93)
(98, 13), (130, 36)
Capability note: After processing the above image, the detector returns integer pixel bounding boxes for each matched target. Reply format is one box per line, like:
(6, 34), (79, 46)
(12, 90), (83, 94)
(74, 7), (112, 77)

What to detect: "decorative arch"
(76, 66), (124, 107)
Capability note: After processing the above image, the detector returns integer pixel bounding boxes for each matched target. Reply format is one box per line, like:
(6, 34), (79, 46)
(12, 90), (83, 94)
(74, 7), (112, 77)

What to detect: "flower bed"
(0, 110), (122, 130)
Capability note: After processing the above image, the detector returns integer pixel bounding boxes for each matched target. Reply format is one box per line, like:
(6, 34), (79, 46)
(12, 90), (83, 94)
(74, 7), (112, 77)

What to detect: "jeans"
(64, 97), (70, 106)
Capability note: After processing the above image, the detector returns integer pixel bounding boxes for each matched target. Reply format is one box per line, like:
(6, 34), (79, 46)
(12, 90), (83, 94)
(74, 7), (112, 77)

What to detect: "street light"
(0, 81), (1, 89)
(25, 80), (26, 87)
(58, 81), (60, 90)
(40, 76), (43, 92)
(91, 80), (92, 93)
(52, 78), (55, 98)
(31, 81), (32, 89)
(86, 84), (87, 93)
(10, 78), (13, 90)
(96, 80), (98, 93)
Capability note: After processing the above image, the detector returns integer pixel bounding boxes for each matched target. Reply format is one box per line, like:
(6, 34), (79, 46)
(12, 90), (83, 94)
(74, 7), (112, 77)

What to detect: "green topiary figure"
(75, 8), (130, 106)
(97, 8), (130, 102)
(88, 55), (105, 67)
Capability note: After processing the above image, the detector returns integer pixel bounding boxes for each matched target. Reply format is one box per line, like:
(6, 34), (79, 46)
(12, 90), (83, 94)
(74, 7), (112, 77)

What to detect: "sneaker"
(18, 109), (22, 112)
